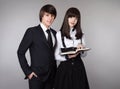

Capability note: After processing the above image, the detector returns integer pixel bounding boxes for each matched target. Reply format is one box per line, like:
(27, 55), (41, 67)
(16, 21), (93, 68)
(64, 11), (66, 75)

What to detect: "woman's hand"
(77, 43), (85, 49)
(68, 43), (85, 59)
(68, 52), (80, 59)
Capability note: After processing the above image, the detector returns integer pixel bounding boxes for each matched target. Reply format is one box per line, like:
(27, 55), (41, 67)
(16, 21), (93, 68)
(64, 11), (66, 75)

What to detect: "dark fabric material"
(17, 24), (57, 82)
(46, 29), (53, 50)
(29, 74), (55, 89)
(54, 56), (90, 89)
(61, 47), (76, 53)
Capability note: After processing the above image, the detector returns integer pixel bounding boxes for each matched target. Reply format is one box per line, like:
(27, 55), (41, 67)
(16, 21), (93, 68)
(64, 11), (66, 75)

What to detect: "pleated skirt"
(54, 57), (90, 89)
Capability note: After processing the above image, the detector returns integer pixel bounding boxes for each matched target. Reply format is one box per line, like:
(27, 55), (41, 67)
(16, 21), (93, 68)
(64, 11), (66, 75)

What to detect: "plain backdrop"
(0, 0), (120, 89)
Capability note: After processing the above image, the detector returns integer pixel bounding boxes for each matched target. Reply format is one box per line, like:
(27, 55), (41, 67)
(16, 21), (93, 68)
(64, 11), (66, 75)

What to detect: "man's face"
(41, 12), (55, 28)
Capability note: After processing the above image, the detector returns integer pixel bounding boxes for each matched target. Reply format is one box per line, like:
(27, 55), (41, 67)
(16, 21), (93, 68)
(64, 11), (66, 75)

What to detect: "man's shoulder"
(51, 28), (57, 34)
(27, 25), (39, 30)
(26, 25), (40, 32)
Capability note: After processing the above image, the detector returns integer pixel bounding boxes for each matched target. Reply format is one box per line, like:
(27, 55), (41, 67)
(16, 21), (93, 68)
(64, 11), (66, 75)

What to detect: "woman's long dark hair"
(60, 7), (83, 39)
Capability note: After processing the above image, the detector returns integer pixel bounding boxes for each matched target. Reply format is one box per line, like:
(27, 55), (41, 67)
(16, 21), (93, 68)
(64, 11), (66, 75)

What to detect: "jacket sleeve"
(17, 28), (33, 78)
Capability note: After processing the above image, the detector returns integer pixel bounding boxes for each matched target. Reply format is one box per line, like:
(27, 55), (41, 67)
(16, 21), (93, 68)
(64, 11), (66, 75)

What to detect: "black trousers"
(29, 75), (54, 89)
(29, 64), (56, 89)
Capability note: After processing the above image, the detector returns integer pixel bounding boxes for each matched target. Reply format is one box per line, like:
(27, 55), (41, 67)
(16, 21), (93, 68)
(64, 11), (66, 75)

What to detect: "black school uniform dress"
(54, 30), (90, 89)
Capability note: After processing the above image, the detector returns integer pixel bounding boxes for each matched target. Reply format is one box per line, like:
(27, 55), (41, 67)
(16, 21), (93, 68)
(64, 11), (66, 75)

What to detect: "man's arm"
(17, 29), (33, 78)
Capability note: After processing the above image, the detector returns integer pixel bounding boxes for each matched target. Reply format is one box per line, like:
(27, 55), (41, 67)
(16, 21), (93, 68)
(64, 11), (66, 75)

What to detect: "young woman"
(54, 7), (90, 89)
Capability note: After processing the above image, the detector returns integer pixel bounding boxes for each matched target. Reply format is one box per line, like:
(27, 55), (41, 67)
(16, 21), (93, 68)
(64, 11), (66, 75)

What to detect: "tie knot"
(46, 29), (50, 33)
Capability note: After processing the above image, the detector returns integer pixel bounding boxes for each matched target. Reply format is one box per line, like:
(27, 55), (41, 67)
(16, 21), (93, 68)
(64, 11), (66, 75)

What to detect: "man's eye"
(46, 14), (49, 16)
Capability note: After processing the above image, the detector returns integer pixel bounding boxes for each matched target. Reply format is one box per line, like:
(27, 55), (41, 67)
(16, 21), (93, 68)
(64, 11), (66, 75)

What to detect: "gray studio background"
(0, 0), (120, 89)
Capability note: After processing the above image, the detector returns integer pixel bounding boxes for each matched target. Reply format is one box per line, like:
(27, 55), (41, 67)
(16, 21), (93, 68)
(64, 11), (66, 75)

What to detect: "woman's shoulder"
(82, 32), (85, 36)
(56, 30), (62, 36)
(82, 32), (85, 34)
(56, 30), (62, 40)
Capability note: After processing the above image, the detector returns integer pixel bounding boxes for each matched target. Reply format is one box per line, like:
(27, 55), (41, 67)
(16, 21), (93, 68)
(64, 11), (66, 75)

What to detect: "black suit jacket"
(17, 25), (57, 81)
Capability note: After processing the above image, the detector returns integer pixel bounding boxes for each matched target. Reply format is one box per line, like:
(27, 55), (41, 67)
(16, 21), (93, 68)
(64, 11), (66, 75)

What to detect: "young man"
(17, 4), (57, 89)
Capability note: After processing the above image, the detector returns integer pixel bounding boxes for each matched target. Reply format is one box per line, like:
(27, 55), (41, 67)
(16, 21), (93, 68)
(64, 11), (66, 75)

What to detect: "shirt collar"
(70, 28), (75, 33)
(40, 22), (50, 33)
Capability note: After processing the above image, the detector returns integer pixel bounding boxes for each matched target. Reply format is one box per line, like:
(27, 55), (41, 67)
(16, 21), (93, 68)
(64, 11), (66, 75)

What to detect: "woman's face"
(68, 17), (78, 28)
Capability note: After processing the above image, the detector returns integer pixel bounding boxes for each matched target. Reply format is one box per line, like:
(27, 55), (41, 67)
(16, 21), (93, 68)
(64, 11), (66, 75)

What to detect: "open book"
(60, 47), (90, 55)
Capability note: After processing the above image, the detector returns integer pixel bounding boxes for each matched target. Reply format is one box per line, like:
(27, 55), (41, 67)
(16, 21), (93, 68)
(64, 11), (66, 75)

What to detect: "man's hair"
(39, 4), (57, 22)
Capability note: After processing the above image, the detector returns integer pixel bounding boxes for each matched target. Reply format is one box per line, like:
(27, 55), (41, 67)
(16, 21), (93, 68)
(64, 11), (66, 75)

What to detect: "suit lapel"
(37, 25), (57, 50)
(37, 25), (50, 48)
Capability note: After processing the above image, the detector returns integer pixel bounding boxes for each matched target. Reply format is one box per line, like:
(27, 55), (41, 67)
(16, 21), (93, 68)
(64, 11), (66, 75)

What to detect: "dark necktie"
(46, 29), (53, 49)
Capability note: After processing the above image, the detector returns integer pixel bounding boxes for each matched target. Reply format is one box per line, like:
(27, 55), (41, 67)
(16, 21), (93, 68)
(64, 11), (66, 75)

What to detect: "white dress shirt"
(55, 29), (86, 61)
